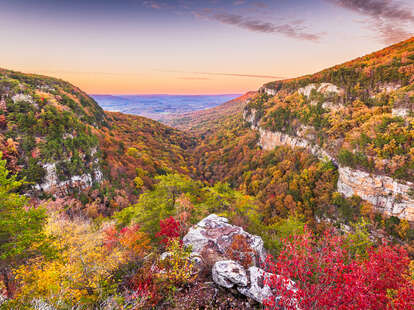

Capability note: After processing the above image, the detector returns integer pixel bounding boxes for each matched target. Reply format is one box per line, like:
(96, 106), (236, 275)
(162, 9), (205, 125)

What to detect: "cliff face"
(245, 109), (336, 163)
(244, 109), (414, 222)
(34, 156), (103, 197)
(242, 37), (414, 222)
(337, 167), (414, 221)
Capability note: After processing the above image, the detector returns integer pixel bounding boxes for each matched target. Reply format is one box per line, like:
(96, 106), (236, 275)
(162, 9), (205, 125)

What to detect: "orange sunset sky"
(1, 0), (414, 94)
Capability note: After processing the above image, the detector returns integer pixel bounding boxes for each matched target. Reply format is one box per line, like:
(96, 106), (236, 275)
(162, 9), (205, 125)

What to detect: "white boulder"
(183, 214), (266, 265)
(237, 266), (274, 303)
(212, 260), (248, 288)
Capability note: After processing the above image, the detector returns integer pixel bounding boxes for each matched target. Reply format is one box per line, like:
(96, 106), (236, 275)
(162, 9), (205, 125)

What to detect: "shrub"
(263, 227), (414, 310)
(155, 216), (181, 247)
(157, 239), (196, 286)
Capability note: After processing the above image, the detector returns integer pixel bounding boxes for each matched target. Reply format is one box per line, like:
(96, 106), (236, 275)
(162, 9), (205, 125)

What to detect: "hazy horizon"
(92, 93), (241, 118)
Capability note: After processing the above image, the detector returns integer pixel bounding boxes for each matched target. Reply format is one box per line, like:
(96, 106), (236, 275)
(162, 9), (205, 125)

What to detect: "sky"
(1, 0), (414, 94)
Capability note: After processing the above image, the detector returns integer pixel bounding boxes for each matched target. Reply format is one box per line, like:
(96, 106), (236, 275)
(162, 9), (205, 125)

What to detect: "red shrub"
(264, 227), (414, 310)
(103, 224), (150, 259)
(156, 216), (181, 246)
(128, 272), (160, 308)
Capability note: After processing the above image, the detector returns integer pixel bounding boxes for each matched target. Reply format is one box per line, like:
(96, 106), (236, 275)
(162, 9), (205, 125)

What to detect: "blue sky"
(1, 0), (413, 94)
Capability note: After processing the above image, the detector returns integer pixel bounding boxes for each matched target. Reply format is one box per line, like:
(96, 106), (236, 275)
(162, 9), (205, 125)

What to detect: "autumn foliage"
(263, 227), (414, 310)
(155, 216), (181, 246)
(103, 223), (151, 260)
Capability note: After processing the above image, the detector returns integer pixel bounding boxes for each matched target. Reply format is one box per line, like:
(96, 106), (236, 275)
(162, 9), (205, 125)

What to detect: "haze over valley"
(92, 94), (241, 120)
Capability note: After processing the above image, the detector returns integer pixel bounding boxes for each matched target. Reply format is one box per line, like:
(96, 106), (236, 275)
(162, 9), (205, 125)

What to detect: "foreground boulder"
(237, 266), (275, 303)
(183, 214), (266, 266)
(212, 260), (248, 288)
(183, 214), (298, 306)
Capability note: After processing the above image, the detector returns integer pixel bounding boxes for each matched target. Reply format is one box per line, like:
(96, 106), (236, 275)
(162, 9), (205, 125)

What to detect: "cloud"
(233, 0), (246, 5)
(372, 20), (413, 44)
(193, 71), (284, 78)
(142, 1), (163, 9)
(252, 1), (268, 9)
(328, 0), (414, 44)
(198, 11), (321, 41)
(329, 0), (414, 21)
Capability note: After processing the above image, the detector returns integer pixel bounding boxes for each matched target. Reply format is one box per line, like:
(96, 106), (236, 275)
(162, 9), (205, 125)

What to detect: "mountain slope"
(162, 92), (257, 135)
(186, 38), (414, 233)
(242, 37), (414, 221)
(98, 111), (196, 196)
(0, 68), (195, 202)
(0, 68), (107, 196)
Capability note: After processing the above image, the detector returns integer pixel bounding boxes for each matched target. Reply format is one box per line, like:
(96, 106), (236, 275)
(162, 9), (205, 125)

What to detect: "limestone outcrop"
(260, 87), (277, 96)
(298, 83), (343, 97)
(244, 107), (414, 222)
(183, 215), (297, 305)
(34, 159), (103, 197)
(392, 107), (411, 117)
(183, 214), (266, 265)
(257, 127), (336, 163)
(338, 167), (414, 221)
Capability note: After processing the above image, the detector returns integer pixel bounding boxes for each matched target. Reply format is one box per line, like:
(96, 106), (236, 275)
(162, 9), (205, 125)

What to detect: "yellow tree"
(14, 214), (128, 308)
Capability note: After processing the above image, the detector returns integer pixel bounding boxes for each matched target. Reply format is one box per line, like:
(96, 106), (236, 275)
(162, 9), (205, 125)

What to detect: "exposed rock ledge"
(244, 110), (414, 222)
(298, 83), (343, 97)
(182, 214), (298, 305)
(338, 167), (414, 221)
(257, 125), (337, 164)
(392, 107), (411, 117)
(259, 87), (277, 96)
(35, 161), (103, 197)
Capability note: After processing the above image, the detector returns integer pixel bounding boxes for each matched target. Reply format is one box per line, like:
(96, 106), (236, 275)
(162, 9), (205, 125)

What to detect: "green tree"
(115, 174), (200, 239)
(0, 153), (49, 296)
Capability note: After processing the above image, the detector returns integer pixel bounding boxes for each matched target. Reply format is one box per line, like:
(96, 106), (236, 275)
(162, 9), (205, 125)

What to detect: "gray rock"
(338, 166), (414, 222)
(184, 216), (300, 307)
(239, 267), (299, 307)
(237, 266), (274, 303)
(212, 260), (248, 288)
(0, 295), (6, 307)
(32, 299), (57, 310)
(159, 251), (172, 260)
(183, 214), (266, 265)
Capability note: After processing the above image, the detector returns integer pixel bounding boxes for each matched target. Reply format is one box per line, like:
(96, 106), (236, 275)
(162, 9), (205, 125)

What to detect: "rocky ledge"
(182, 214), (298, 305)
(244, 109), (414, 222)
(338, 167), (414, 221)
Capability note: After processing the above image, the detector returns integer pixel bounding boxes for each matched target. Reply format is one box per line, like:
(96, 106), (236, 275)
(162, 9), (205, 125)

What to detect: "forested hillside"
(0, 68), (106, 197)
(251, 38), (414, 182)
(162, 92), (257, 135)
(190, 37), (414, 256)
(1, 38), (414, 309)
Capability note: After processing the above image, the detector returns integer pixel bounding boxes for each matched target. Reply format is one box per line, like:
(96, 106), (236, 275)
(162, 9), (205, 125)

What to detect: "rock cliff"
(244, 108), (414, 222)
